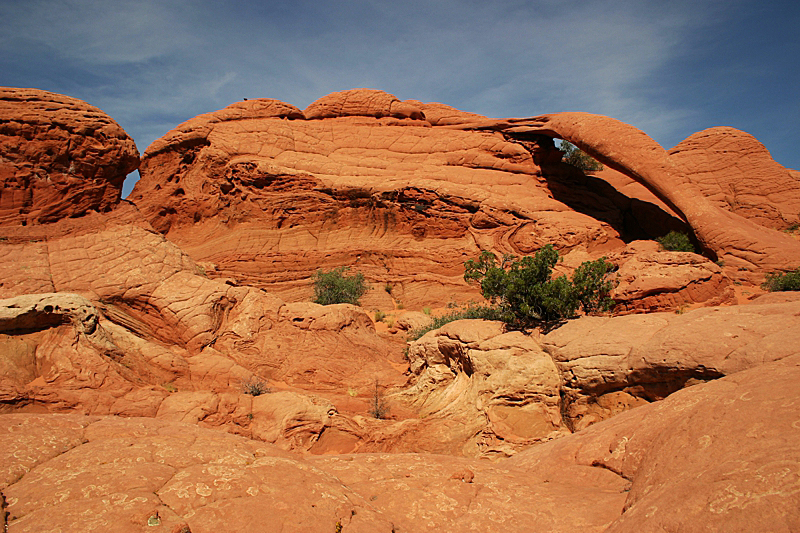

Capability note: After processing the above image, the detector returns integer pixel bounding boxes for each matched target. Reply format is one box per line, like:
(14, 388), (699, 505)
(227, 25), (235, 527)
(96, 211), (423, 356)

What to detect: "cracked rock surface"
(3, 352), (799, 532)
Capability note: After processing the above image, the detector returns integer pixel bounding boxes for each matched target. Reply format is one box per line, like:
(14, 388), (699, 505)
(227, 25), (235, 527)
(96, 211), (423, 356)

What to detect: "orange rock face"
(608, 240), (734, 313)
(0, 88), (139, 225)
(670, 127), (800, 230)
(543, 295), (800, 429)
(2, 87), (800, 532)
(3, 352), (798, 532)
(130, 89), (625, 309)
(0, 218), (406, 426)
(475, 112), (800, 274)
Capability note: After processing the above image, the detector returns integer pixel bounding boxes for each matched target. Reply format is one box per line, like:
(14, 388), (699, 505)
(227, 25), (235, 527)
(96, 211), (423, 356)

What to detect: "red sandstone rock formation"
(606, 240), (734, 313)
(400, 319), (567, 457)
(0, 88), (139, 225)
(670, 126), (800, 230)
(3, 352), (798, 532)
(0, 218), (406, 425)
(470, 112), (800, 275)
(129, 89), (625, 309)
(2, 87), (800, 531)
(543, 293), (800, 429)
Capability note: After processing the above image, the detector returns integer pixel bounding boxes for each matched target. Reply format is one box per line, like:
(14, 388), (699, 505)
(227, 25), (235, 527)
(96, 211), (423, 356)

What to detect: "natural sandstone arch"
(452, 112), (800, 274)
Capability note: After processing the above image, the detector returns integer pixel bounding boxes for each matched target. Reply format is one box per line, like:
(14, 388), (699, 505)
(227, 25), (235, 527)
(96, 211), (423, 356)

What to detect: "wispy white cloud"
(0, 0), (199, 64)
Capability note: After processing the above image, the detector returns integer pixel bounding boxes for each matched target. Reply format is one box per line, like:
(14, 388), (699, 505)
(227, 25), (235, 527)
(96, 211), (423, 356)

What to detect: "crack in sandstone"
(2, 427), (92, 526)
(1, 489), (8, 533)
(589, 460), (633, 483)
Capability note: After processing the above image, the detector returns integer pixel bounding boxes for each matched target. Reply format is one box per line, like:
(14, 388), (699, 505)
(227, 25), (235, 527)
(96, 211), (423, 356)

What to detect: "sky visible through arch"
(2, 0), (798, 197)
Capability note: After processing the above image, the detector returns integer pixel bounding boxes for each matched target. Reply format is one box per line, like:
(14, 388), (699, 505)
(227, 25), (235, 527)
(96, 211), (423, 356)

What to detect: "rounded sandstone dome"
(0, 87), (140, 225)
(303, 88), (426, 121)
(143, 98), (305, 159)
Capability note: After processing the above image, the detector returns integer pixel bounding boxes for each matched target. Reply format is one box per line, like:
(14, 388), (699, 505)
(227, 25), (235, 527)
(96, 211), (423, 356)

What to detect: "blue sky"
(2, 0), (798, 197)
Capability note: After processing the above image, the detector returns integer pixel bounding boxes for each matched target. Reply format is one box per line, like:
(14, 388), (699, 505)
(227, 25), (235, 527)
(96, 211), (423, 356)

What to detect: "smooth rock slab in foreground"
(2, 351), (799, 532)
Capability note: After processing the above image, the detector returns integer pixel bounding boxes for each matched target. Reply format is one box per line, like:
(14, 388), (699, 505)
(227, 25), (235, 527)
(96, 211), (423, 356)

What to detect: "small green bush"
(312, 267), (369, 305)
(374, 310), (386, 322)
(656, 231), (695, 253)
(761, 268), (800, 292)
(571, 257), (617, 313)
(560, 140), (604, 171)
(242, 377), (271, 396)
(464, 246), (616, 328)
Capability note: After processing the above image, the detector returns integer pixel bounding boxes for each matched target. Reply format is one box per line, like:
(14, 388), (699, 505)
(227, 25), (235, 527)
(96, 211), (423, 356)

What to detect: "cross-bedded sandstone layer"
(131, 89), (799, 311)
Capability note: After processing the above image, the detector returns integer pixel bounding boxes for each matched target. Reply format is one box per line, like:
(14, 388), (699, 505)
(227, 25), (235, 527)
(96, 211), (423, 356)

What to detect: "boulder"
(393, 310), (431, 331)
(608, 240), (734, 313)
(400, 319), (566, 457)
(543, 298), (800, 429)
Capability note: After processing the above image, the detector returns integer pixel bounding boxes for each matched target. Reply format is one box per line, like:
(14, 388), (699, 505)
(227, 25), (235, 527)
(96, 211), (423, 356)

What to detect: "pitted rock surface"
(0, 87), (139, 225)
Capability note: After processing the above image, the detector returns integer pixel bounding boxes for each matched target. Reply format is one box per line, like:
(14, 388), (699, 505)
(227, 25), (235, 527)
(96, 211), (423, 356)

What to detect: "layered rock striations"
(475, 112), (800, 274)
(130, 89), (631, 309)
(0, 88), (139, 225)
(0, 218), (408, 444)
(669, 126), (800, 230)
(130, 90), (800, 311)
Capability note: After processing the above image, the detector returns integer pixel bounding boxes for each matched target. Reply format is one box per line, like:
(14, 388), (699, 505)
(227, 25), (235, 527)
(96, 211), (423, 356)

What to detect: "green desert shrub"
(463, 245), (616, 328)
(242, 377), (271, 396)
(559, 140), (604, 171)
(571, 257), (618, 314)
(761, 268), (800, 292)
(312, 266), (369, 305)
(656, 231), (695, 253)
